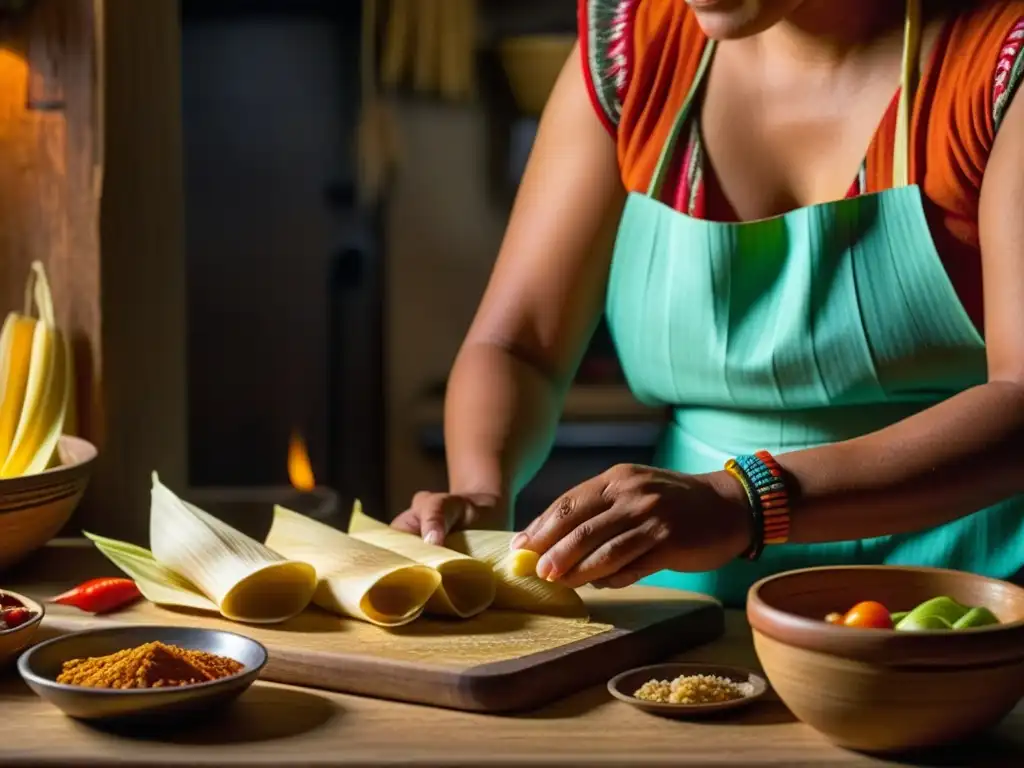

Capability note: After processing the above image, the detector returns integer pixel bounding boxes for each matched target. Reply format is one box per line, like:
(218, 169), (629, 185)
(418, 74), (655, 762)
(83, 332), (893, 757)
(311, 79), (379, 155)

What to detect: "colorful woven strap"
(724, 450), (791, 561)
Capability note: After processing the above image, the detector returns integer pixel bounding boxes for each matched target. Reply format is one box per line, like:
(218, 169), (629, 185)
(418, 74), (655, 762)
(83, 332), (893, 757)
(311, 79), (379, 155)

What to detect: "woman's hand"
(510, 465), (752, 589)
(390, 491), (507, 545)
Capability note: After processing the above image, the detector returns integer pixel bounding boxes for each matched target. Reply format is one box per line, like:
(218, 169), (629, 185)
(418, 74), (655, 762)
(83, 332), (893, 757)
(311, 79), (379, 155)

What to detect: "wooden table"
(3, 545), (1023, 767)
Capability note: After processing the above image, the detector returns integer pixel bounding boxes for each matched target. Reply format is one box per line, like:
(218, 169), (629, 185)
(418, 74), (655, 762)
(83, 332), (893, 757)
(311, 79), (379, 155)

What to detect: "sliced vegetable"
(264, 505), (442, 627)
(841, 601), (893, 629)
(952, 606), (1000, 630)
(890, 610), (909, 624)
(895, 596), (969, 629)
(0, 606), (33, 630)
(346, 500), (495, 618)
(49, 577), (143, 614)
(895, 613), (953, 631)
(350, 503), (588, 620)
(85, 473), (318, 624)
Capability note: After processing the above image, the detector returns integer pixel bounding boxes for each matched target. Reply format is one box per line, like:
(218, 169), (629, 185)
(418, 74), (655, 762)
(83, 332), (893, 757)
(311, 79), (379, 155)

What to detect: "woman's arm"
(709, 92), (1024, 544)
(441, 43), (626, 529)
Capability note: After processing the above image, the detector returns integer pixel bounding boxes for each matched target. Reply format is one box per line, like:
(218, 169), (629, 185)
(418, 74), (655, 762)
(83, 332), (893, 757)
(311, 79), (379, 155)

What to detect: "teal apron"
(604, 0), (1024, 607)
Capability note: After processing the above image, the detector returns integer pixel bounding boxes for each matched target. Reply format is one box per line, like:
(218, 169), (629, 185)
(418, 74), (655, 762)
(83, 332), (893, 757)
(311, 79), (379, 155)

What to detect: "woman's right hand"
(390, 491), (506, 545)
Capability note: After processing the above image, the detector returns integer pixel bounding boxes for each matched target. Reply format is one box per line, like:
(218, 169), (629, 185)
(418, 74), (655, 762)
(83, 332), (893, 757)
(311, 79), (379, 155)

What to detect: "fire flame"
(287, 432), (315, 491)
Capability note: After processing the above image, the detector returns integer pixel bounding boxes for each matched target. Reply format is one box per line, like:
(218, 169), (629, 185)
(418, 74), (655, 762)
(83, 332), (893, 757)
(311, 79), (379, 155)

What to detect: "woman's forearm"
(443, 341), (566, 529)
(710, 381), (1024, 544)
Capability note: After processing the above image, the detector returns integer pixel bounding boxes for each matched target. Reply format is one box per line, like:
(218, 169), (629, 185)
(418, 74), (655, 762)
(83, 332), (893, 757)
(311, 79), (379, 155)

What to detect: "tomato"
(841, 600), (893, 629)
(824, 612), (844, 625)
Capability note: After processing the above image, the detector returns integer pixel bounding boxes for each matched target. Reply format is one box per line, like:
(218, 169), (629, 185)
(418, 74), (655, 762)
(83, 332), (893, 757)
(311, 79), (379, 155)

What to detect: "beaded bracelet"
(724, 459), (765, 561)
(724, 450), (791, 561)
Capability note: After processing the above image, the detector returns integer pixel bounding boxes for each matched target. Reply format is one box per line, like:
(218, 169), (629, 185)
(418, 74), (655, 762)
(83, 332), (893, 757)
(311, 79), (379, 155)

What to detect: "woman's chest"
(696, 45), (904, 221)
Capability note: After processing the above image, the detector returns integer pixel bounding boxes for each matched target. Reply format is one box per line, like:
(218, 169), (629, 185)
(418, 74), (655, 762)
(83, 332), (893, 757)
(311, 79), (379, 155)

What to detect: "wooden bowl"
(0, 435), (97, 572)
(0, 590), (45, 668)
(747, 565), (1024, 753)
(498, 35), (575, 115)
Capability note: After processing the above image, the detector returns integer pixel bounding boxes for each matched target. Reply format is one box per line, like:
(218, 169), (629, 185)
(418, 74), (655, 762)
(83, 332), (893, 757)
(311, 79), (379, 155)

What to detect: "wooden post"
(0, 0), (186, 543)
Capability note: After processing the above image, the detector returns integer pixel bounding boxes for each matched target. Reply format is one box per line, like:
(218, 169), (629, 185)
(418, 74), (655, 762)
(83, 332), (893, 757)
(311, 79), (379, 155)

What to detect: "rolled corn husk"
(346, 501), (496, 618)
(349, 503), (588, 620)
(86, 473), (319, 624)
(265, 506), (442, 627)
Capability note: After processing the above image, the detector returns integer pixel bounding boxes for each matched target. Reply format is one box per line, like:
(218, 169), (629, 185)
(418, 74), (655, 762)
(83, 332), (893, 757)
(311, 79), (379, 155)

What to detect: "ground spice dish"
(634, 673), (754, 705)
(56, 641), (244, 689)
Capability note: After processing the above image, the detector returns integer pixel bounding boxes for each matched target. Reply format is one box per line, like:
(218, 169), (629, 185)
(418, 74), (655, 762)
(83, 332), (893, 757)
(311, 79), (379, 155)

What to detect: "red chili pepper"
(1, 606), (33, 630)
(49, 577), (143, 614)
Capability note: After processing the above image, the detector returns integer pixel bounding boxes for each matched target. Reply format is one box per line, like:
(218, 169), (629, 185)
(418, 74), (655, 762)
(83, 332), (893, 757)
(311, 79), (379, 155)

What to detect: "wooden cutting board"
(7, 541), (725, 713)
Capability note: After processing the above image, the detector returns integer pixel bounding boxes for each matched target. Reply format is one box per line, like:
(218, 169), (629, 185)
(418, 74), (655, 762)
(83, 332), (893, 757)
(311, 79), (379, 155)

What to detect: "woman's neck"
(759, 0), (908, 68)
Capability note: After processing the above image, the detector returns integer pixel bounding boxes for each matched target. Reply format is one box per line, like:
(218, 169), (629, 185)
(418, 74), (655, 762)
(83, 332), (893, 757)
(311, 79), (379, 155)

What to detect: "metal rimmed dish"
(17, 625), (267, 723)
(607, 663), (768, 719)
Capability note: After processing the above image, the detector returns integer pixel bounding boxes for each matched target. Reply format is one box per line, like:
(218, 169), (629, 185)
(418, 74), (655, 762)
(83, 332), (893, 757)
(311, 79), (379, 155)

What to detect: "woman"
(392, 0), (1024, 607)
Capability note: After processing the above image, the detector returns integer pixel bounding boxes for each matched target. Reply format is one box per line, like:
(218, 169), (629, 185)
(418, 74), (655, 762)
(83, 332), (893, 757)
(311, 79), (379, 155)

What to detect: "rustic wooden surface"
(2, 541), (1023, 765)
(10, 542), (725, 713)
(2, 610), (1022, 767)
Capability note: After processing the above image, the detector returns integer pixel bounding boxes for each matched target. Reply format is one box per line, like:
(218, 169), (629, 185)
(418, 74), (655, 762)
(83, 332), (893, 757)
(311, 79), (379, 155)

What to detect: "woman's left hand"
(510, 464), (752, 588)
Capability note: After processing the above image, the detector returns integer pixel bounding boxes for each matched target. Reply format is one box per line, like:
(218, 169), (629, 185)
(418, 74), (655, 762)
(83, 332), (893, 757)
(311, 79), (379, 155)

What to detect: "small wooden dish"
(607, 663), (768, 719)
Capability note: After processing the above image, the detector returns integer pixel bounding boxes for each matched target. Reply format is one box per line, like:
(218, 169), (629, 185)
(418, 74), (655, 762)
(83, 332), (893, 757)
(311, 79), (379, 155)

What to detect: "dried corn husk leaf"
(87, 475), (318, 624)
(83, 532), (216, 613)
(347, 501), (495, 618)
(349, 502), (588, 620)
(0, 262), (72, 477)
(149, 473), (318, 623)
(265, 506), (442, 627)
(0, 314), (37, 463)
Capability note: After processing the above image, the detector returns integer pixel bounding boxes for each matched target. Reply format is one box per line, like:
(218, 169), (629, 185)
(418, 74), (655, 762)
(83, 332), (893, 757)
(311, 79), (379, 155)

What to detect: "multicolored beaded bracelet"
(724, 450), (791, 561)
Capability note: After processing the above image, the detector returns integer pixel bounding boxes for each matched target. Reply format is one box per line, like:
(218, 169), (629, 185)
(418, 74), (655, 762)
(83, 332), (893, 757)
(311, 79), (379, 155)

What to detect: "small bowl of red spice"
(0, 589), (44, 667)
(16, 625), (267, 723)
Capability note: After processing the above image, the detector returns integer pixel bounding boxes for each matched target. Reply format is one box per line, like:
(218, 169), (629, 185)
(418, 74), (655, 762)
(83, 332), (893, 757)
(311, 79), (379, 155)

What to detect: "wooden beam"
(0, 0), (186, 543)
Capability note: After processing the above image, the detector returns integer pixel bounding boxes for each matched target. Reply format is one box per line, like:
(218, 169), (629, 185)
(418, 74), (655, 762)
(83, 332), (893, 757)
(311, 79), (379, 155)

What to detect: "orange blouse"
(579, 0), (1024, 334)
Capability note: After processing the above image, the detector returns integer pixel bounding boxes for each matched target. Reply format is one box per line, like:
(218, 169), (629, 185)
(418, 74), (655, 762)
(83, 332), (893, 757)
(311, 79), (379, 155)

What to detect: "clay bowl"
(747, 565), (1024, 753)
(0, 435), (97, 572)
(0, 590), (45, 667)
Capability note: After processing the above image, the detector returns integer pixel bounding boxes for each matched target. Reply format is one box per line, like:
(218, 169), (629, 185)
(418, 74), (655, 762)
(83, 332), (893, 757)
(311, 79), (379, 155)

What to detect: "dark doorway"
(180, 0), (385, 512)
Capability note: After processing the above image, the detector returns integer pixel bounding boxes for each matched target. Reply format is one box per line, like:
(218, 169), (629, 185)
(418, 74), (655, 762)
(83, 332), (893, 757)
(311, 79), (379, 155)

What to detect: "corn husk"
(84, 532), (218, 613)
(86, 473), (318, 624)
(349, 503), (587, 620)
(265, 506), (442, 627)
(346, 501), (495, 618)
(0, 262), (73, 477)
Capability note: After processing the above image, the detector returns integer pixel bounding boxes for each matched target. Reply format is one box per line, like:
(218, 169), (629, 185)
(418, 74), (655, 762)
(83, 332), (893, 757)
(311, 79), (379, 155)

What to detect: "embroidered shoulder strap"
(579, 0), (640, 133)
(993, 18), (1024, 131)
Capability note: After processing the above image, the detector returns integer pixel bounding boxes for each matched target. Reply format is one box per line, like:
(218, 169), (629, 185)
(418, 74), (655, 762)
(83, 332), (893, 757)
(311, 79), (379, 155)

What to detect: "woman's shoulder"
(902, 0), (1024, 210)
(578, 0), (703, 136)
(935, 0), (1024, 136)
